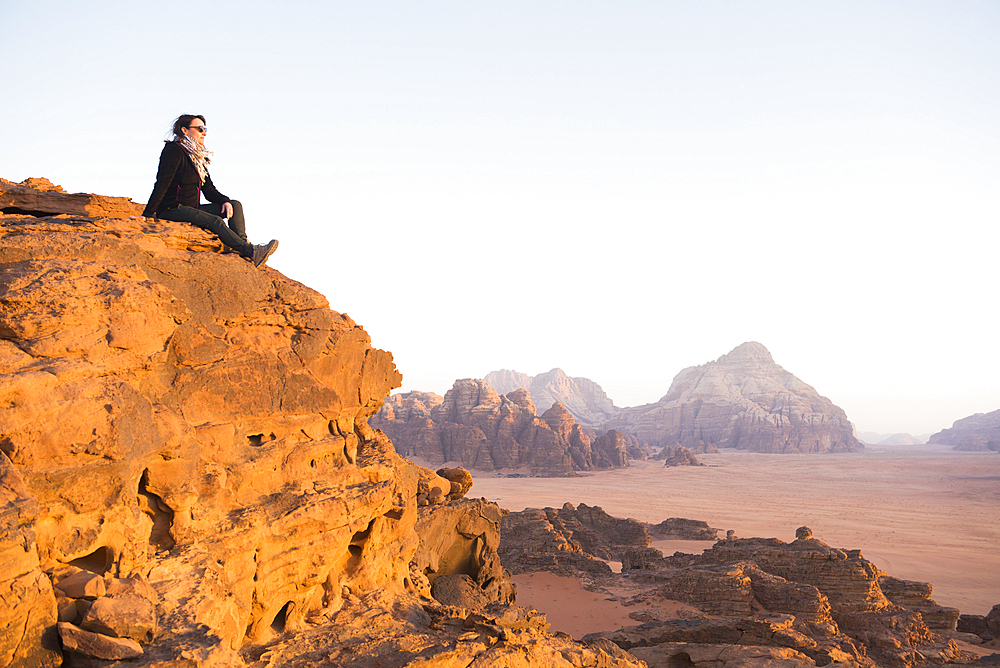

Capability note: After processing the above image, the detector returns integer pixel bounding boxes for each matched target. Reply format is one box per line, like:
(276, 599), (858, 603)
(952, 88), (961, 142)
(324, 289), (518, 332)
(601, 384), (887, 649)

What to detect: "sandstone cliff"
(928, 409), (1000, 452)
(0, 178), (645, 668)
(371, 380), (630, 476)
(484, 367), (620, 428)
(601, 342), (862, 453)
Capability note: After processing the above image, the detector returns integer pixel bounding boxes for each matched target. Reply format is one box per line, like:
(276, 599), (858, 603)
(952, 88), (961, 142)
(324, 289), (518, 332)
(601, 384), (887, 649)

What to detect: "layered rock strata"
(648, 518), (719, 541)
(601, 342), (862, 453)
(372, 381), (630, 476)
(0, 178), (646, 667)
(928, 410), (1000, 452)
(484, 367), (620, 428)
(496, 503), (969, 668)
(498, 503), (652, 576)
(958, 604), (1000, 644)
(615, 532), (965, 668)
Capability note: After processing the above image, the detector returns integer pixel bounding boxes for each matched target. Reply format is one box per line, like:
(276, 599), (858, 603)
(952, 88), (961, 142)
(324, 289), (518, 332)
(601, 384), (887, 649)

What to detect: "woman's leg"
(159, 205), (253, 258)
(202, 200), (247, 241)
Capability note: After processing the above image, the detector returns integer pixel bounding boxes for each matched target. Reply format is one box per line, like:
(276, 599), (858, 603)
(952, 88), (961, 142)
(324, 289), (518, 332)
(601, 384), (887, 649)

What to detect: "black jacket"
(142, 141), (230, 217)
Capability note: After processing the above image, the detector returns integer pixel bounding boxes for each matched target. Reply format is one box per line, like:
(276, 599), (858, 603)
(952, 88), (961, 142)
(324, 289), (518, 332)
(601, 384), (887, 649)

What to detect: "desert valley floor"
(456, 443), (1000, 632)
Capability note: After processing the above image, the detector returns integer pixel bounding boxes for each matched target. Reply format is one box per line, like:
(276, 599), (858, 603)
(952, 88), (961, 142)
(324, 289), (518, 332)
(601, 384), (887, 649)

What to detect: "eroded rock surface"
(497, 503), (971, 668)
(601, 342), (862, 453)
(0, 179), (644, 667)
(499, 503), (650, 576)
(606, 532), (966, 668)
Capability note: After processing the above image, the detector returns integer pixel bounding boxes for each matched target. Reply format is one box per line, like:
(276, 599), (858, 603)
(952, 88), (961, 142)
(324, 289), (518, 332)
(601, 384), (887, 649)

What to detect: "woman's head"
(170, 114), (207, 144)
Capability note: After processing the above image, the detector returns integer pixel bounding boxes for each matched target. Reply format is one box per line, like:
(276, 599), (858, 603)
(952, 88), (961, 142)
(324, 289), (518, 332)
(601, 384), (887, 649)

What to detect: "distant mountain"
(928, 409), (1000, 452)
(857, 432), (927, 446)
(484, 368), (619, 428)
(600, 342), (862, 453)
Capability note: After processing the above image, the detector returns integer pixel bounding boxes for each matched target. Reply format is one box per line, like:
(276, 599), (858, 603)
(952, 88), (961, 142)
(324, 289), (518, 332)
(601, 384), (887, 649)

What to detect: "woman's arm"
(142, 143), (184, 217)
(201, 172), (230, 206)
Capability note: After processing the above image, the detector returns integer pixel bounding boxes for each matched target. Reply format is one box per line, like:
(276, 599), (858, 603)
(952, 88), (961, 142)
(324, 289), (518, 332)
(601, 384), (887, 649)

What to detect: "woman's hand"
(222, 202), (234, 219)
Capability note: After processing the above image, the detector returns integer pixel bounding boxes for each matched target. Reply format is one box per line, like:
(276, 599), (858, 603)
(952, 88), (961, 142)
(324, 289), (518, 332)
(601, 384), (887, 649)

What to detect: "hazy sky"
(3, 1), (998, 435)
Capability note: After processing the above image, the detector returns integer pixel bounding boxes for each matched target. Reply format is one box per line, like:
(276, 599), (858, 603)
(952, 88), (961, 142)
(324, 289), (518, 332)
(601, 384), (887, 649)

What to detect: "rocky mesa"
(601, 342), (862, 453)
(928, 409), (1000, 452)
(0, 178), (645, 668)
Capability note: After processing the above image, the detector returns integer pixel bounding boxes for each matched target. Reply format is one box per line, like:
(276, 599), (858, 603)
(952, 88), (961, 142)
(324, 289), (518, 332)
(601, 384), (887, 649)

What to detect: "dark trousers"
(159, 200), (252, 258)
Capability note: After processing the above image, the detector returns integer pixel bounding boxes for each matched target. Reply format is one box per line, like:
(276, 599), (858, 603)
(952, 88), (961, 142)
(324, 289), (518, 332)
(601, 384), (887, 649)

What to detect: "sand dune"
(470, 444), (1000, 616)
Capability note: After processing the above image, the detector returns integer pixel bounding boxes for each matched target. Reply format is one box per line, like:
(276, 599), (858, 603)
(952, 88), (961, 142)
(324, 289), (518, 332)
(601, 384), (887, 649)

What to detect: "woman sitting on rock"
(143, 114), (278, 267)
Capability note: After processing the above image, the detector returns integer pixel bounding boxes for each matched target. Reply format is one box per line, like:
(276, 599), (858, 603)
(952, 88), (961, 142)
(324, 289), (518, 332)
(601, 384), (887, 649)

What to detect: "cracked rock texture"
(0, 178), (647, 667)
(601, 341), (862, 453)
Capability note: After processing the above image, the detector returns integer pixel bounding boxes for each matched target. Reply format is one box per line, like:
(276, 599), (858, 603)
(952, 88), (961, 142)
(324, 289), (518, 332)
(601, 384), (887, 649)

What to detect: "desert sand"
(469, 443), (1000, 620)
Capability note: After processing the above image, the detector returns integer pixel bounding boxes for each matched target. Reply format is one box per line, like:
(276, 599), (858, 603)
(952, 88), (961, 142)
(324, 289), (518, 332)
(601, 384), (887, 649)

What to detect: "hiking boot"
(252, 239), (279, 267)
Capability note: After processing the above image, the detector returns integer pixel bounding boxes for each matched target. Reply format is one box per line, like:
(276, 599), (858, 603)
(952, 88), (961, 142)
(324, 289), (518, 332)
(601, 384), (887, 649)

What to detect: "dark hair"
(168, 114), (206, 141)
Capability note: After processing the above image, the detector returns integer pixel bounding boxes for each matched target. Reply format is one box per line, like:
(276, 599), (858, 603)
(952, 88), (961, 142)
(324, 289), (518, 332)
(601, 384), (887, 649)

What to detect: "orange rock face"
(0, 180), (649, 668)
(0, 184), (409, 662)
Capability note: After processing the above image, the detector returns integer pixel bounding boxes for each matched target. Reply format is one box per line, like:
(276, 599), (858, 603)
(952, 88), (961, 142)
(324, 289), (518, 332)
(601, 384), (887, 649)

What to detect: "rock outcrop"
(371, 381), (630, 476)
(498, 503), (651, 576)
(656, 445), (703, 467)
(484, 367), (620, 428)
(648, 518), (719, 541)
(611, 531), (966, 668)
(928, 410), (1000, 452)
(601, 342), (862, 453)
(411, 497), (515, 609)
(496, 503), (969, 668)
(0, 178), (647, 667)
(958, 604), (1000, 644)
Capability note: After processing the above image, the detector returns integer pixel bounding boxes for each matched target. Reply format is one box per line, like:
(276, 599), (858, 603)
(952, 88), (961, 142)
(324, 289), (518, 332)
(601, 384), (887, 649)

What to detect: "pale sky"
(3, 1), (998, 436)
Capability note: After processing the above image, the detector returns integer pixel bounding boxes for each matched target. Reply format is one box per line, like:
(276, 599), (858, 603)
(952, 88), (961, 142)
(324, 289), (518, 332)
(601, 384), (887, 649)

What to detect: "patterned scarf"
(179, 135), (213, 184)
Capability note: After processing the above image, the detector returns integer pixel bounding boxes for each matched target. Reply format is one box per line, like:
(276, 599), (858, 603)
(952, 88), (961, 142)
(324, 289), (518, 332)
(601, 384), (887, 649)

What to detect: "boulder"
(430, 574), (490, 610)
(81, 594), (157, 643)
(57, 622), (143, 660)
(436, 466), (473, 499)
(55, 571), (106, 599)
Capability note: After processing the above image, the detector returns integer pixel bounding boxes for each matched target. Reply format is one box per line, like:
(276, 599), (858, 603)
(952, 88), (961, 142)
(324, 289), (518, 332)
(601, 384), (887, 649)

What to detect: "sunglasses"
(187, 125), (207, 133)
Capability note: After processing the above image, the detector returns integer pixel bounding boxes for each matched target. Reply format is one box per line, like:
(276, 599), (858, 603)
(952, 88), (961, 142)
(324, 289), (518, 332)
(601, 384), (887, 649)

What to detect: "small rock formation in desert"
(928, 409), (1000, 452)
(601, 341), (863, 453)
(484, 367), (621, 427)
(0, 178), (645, 667)
(499, 504), (978, 668)
(655, 444), (705, 466)
(371, 380), (631, 476)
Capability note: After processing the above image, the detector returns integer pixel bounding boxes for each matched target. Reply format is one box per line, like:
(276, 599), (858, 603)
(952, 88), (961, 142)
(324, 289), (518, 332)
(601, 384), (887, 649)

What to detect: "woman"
(143, 114), (278, 267)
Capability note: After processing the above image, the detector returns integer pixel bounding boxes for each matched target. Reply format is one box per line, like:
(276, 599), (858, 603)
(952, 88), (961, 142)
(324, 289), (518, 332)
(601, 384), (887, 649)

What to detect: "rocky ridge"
(484, 367), (620, 428)
(601, 342), (863, 453)
(371, 380), (631, 476)
(928, 410), (1000, 452)
(0, 178), (646, 667)
(498, 505), (974, 668)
